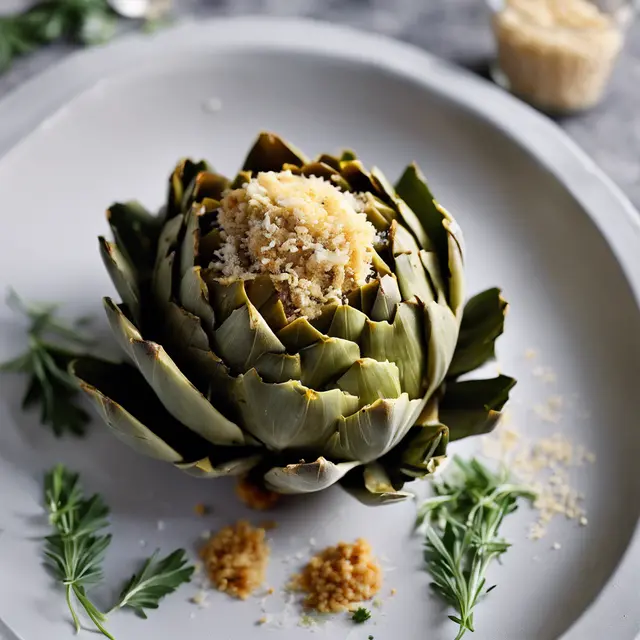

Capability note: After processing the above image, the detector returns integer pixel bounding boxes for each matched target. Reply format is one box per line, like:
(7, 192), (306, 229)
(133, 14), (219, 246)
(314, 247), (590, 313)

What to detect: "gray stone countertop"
(1, 0), (639, 208)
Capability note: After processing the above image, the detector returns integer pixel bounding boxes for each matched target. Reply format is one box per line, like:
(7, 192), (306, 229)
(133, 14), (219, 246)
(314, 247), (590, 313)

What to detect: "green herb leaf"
(351, 607), (372, 624)
(416, 456), (535, 640)
(113, 549), (194, 618)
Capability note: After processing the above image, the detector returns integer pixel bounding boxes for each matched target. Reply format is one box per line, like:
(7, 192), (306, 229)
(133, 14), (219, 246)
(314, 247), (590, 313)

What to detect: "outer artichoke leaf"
(399, 422), (449, 478)
(179, 206), (200, 280)
(154, 214), (184, 270)
(71, 357), (209, 462)
(424, 300), (459, 398)
(99, 236), (140, 323)
(440, 375), (516, 442)
(175, 454), (260, 479)
(362, 193), (393, 231)
(167, 159), (210, 219)
(242, 132), (308, 172)
(106, 201), (160, 277)
(199, 227), (222, 265)
(420, 250), (446, 304)
(345, 282), (379, 314)
(395, 252), (435, 304)
(259, 296), (288, 333)
(152, 251), (174, 308)
(179, 267), (216, 337)
(340, 464), (413, 506)
(277, 316), (325, 351)
(327, 305), (368, 343)
(340, 150), (357, 162)
(370, 275), (401, 322)
(309, 303), (338, 334)
(301, 162), (351, 191)
(234, 369), (359, 450)
(129, 338), (245, 445)
(245, 275), (277, 310)
(336, 358), (402, 407)
(315, 153), (341, 170)
(372, 250), (393, 277)
(264, 457), (360, 494)
(103, 296), (142, 360)
(214, 303), (285, 374)
(325, 393), (422, 463)
(230, 170), (252, 190)
(448, 288), (508, 378)
(204, 276), (250, 326)
(390, 219), (420, 255)
(254, 352), (302, 383)
(181, 171), (229, 212)
(445, 218), (466, 317)
(299, 337), (360, 390)
(339, 159), (376, 194)
(361, 301), (426, 400)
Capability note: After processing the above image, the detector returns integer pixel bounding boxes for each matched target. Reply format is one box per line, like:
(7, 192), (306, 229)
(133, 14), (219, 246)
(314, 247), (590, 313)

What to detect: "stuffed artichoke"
(72, 132), (514, 504)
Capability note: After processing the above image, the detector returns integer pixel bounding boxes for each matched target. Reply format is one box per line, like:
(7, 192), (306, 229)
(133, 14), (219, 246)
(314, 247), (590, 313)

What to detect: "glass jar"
(487, 0), (635, 114)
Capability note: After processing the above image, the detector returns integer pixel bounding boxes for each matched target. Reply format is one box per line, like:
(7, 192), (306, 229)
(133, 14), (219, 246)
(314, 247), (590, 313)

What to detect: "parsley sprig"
(416, 457), (536, 640)
(0, 291), (94, 436)
(351, 606), (372, 623)
(43, 465), (194, 638)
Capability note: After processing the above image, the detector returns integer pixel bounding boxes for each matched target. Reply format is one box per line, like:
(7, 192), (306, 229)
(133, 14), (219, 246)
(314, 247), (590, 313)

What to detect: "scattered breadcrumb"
(390, 588), (397, 596)
(213, 170), (378, 319)
(552, 542), (562, 550)
(260, 520), (278, 530)
(194, 503), (210, 516)
(525, 348), (538, 360)
(200, 520), (270, 599)
(189, 590), (209, 608)
(532, 365), (557, 384)
(290, 539), (382, 613)
(236, 476), (280, 510)
(579, 516), (588, 526)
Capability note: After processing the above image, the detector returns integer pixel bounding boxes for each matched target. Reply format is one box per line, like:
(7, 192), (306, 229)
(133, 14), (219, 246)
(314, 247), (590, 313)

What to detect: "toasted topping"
(214, 171), (378, 318)
(290, 538), (382, 613)
(200, 520), (270, 599)
(236, 476), (281, 510)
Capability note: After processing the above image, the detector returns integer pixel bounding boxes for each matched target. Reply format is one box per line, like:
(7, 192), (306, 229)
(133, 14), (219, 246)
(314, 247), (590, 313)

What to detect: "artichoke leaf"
(230, 170), (251, 190)
(243, 132), (308, 172)
(340, 464), (413, 506)
(424, 300), (459, 398)
(361, 301), (426, 400)
(448, 288), (508, 378)
(167, 159), (210, 219)
(175, 455), (260, 479)
(259, 296), (288, 333)
(129, 338), (245, 446)
(233, 369), (359, 450)
(446, 219), (466, 317)
(339, 159), (376, 194)
(179, 206), (200, 280)
(299, 337), (360, 390)
(440, 375), (516, 442)
(327, 305), (368, 343)
(71, 357), (209, 462)
(204, 277), (251, 326)
(336, 358), (402, 407)
(264, 457), (360, 494)
(315, 153), (341, 170)
(214, 303), (285, 374)
(399, 422), (449, 478)
(254, 352), (302, 384)
(179, 267), (216, 337)
(370, 275), (401, 322)
(278, 316), (325, 351)
(245, 275), (277, 310)
(390, 219), (420, 256)
(181, 171), (229, 212)
(199, 227), (223, 265)
(395, 252), (435, 304)
(103, 296), (141, 360)
(301, 162), (351, 191)
(325, 393), (422, 463)
(372, 250), (393, 278)
(152, 251), (174, 308)
(420, 250), (446, 305)
(154, 214), (183, 270)
(345, 282), (379, 315)
(361, 193), (393, 231)
(99, 236), (140, 323)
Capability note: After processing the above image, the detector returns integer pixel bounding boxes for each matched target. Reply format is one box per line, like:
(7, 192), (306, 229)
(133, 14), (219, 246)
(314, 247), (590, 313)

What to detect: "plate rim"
(0, 16), (639, 640)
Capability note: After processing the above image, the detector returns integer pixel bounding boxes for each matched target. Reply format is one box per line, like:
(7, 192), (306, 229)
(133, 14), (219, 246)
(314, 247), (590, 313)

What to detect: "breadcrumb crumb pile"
(290, 538), (382, 612)
(235, 476), (281, 510)
(200, 520), (270, 599)
(214, 171), (377, 319)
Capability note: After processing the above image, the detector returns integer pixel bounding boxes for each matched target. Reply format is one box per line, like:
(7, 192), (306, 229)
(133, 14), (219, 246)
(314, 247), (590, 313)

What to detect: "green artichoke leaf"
(154, 214), (184, 270)
(424, 300), (460, 398)
(325, 393), (422, 463)
(336, 358), (402, 407)
(199, 227), (223, 265)
(327, 305), (368, 343)
(395, 253), (435, 304)
(179, 267), (216, 337)
(309, 303), (338, 334)
(440, 375), (516, 442)
(152, 251), (174, 307)
(242, 132), (308, 172)
(390, 219), (420, 255)
(420, 250), (446, 305)
(181, 171), (229, 212)
(179, 206), (200, 280)
(254, 352), (302, 383)
(244, 275), (277, 310)
(361, 193), (393, 232)
(346, 282), (379, 315)
(339, 159), (376, 194)
(372, 250), (393, 278)
(259, 295), (288, 333)
(300, 162), (351, 191)
(103, 296), (141, 360)
(299, 337), (360, 390)
(263, 457), (360, 494)
(128, 338), (245, 445)
(71, 357), (210, 463)
(448, 288), (508, 378)
(340, 463), (413, 505)
(175, 454), (261, 479)
(233, 369), (359, 450)
(230, 170), (252, 190)
(445, 217), (466, 317)
(167, 159), (210, 219)
(398, 422), (449, 478)
(340, 150), (357, 162)
(361, 301), (426, 399)
(277, 316), (326, 351)
(214, 302), (285, 374)
(106, 201), (160, 278)
(315, 153), (341, 170)
(204, 276), (250, 326)
(99, 236), (140, 324)
(370, 275), (401, 322)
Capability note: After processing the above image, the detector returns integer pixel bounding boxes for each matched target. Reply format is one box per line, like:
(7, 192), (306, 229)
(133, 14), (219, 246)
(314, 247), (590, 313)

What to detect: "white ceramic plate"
(1, 17), (639, 640)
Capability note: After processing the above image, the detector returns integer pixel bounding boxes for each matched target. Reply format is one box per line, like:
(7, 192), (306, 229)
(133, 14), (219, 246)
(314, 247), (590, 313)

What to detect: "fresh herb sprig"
(351, 606), (372, 623)
(0, 291), (94, 436)
(0, 0), (118, 73)
(416, 456), (536, 640)
(43, 465), (194, 638)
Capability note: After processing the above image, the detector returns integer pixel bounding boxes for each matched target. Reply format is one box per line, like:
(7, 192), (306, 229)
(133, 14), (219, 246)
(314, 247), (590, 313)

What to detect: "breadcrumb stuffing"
(200, 520), (270, 599)
(290, 538), (382, 613)
(236, 476), (281, 510)
(214, 171), (378, 318)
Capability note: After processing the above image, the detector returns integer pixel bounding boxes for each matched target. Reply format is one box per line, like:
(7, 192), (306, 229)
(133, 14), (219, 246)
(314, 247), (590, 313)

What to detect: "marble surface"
(1, 0), (639, 208)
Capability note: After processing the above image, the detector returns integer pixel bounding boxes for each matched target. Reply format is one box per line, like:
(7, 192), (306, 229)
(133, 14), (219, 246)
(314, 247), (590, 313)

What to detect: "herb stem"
(65, 584), (81, 634)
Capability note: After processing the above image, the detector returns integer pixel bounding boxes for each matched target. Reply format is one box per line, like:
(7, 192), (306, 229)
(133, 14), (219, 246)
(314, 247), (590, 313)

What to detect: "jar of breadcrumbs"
(488, 0), (634, 113)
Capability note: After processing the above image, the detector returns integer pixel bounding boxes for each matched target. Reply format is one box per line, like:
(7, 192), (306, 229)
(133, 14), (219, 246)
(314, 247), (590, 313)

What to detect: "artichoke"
(72, 132), (514, 505)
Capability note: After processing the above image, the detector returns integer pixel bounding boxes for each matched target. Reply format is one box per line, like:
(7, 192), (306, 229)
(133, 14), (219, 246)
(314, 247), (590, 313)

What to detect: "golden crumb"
(236, 476), (280, 511)
(214, 171), (378, 319)
(260, 520), (278, 531)
(390, 588), (397, 596)
(256, 617), (267, 626)
(290, 538), (382, 613)
(267, 587), (275, 595)
(524, 348), (538, 360)
(200, 520), (270, 599)
(194, 503), (209, 516)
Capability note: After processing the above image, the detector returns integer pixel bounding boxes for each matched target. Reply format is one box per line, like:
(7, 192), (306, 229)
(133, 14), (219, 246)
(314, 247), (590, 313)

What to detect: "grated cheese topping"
(213, 171), (377, 319)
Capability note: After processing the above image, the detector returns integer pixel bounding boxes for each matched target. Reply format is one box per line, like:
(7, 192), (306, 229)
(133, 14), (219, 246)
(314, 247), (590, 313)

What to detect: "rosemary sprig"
(416, 456), (536, 640)
(0, 290), (94, 436)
